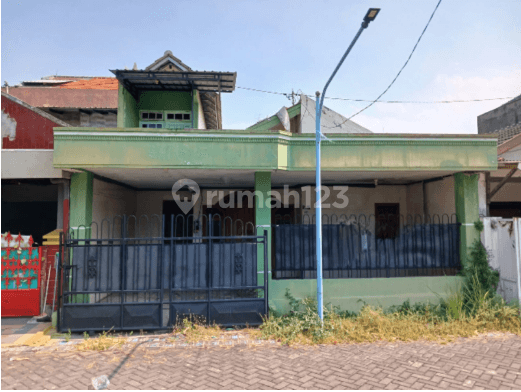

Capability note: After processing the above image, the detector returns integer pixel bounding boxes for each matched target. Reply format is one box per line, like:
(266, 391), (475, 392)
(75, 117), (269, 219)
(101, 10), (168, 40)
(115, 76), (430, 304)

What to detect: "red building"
(1, 92), (70, 245)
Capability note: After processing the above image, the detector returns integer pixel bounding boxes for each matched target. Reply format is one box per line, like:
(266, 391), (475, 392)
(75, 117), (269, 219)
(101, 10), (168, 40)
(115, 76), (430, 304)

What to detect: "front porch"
(53, 128), (497, 322)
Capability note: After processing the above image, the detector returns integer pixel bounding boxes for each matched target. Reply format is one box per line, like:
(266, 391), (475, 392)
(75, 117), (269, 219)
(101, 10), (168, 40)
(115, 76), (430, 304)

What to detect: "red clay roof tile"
(59, 78), (119, 90)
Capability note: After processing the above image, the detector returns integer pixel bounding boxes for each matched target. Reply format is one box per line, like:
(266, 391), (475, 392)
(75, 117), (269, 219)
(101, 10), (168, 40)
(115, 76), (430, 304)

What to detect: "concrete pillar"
(56, 183), (64, 230)
(255, 172), (271, 287)
(454, 172), (480, 266)
(478, 173), (488, 217)
(70, 171), (94, 239)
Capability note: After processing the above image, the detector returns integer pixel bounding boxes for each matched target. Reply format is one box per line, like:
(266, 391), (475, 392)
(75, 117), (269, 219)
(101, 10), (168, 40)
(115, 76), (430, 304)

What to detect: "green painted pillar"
(255, 172), (271, 289)
(454, 172), (480, 266)
(70, 171), (94, 239)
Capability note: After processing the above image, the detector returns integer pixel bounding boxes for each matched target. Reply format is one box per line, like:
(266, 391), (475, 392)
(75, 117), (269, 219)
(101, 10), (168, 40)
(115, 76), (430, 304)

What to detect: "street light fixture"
(315, 8), (380, 322)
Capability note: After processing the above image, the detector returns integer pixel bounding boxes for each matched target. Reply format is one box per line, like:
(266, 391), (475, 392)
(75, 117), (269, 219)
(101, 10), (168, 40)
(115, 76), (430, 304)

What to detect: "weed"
(76, 329), (124, 351)
(65, 329), (71, 342)
(260, 288), (521, 346)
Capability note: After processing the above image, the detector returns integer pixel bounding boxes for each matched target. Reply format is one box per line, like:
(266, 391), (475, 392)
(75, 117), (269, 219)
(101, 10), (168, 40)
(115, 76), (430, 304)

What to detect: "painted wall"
(405, 182), (424, 217)
(196, 91), (206, 130)
(137, 91), (192, 112)
(91, 179), (137, 236)
(117, 85), (139, 128)
(299, 94), (372, 134)
(53, 130), (498, 173)
(302, 185), (409, 220)
(425, 176), (456, 217)
(2, 95), (60, 149)
(2, 150), (66, 179)
(269, 276), (463, 313)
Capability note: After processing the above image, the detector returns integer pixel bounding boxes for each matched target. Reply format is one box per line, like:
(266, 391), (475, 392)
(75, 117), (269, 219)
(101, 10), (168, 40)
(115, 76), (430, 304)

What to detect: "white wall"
(1, 150), (67, 179)
(196, 91), (206, 130)
(299, 94), (372, 134)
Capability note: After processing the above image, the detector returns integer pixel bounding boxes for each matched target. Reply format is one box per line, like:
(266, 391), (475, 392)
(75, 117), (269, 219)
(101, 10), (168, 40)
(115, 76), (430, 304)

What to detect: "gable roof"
(145, 51), (192, 72)
(248, 94), (372, 134)
(1, 91), (71, 126)
(114, 51), (232, 129)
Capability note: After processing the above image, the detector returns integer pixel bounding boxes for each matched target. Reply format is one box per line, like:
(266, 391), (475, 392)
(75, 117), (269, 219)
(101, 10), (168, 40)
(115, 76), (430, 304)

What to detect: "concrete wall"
(405, 182), (424, 217)
(300, 94), (372, 134)
(91, 179), (137, 235)
(424, 176), (456, 217)
(1, 150), (66, 179)
(269, 276), (463, 313)
(490, 181), (521, 202)
(80, 112), (117, 128)
(305, 185), (409, 219)
(478, 96), (521, 134)
(196, 91), (206, 129)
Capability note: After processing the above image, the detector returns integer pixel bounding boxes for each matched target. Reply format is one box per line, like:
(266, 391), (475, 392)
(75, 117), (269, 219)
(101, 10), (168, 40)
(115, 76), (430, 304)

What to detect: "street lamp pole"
(315, 8), (380, 321)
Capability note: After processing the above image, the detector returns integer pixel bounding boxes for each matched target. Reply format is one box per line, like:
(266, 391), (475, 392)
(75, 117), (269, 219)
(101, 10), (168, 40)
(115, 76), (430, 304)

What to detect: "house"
(248, 94), (372, 134)
(3, 75), (118, 127)
(51, 51), (498, 332)
(1, 92), (72, 245)
(476, 96), (521, 218)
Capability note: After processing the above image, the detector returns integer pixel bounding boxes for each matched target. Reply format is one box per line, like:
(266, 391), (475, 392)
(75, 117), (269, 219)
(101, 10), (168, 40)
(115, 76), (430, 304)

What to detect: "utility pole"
(315, 8), (380, 321)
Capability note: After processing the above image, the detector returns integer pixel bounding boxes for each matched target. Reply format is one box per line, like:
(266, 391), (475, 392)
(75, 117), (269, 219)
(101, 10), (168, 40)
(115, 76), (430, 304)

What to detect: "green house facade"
(53, 52), (498, 330)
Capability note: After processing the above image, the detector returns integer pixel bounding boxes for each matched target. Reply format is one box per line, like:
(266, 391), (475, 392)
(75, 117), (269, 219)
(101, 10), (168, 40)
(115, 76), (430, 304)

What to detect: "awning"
(110, 69), (236, 97)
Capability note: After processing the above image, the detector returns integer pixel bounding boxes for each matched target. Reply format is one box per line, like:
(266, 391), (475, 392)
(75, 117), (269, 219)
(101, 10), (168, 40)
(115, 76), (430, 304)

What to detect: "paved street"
(2, 334), (521, 390)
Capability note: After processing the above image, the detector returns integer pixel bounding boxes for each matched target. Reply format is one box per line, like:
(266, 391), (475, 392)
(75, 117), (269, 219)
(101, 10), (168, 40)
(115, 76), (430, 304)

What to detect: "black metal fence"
(58, 214), (267, 332)
(272, 213), (461, 279)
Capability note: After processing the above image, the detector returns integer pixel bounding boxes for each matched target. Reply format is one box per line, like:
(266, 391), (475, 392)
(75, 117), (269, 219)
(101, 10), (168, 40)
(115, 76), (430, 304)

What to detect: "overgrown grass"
(173, 317), (262, 343)
(259, 287), (521, 346)
(76, 330), (126, 351)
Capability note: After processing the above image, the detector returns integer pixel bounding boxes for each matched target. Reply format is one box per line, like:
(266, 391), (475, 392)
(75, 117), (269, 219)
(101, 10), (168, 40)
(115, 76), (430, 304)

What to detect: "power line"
(317, 96), (516, 104)
(237, 86), (515, 105)
(236, 86), (289, 97)
(325, 0), (443, 128)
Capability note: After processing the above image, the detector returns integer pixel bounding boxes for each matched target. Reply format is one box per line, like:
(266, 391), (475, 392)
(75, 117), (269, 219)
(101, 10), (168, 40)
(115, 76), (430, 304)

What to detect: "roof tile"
(59, 78), (119, 90)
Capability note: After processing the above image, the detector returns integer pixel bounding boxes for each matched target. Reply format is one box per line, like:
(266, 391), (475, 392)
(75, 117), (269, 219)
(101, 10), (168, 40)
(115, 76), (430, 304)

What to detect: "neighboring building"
(248, 94), (371, 134)
(476, 98), (521, 218)
(1, 92), (71, 245)
(478, 95), (521, 134)
(2, 75), (118, 127)
(51, 51), (499, 332)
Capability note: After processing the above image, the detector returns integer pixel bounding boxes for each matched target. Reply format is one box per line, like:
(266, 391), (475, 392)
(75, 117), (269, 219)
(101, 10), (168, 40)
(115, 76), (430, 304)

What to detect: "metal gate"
(58, 215), (268, 332)
(1, 233), (42, 317)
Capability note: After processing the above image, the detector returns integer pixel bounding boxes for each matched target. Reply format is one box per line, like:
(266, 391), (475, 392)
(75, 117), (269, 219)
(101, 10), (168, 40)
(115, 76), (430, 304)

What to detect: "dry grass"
(260, 303), (521, 346)
(75, 330), (126, 351)
(175, 318), (263, 344)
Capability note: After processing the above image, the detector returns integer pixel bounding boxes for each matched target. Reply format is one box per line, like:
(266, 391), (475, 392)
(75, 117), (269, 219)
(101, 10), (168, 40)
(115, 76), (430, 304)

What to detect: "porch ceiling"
(89, 168), (462, 190)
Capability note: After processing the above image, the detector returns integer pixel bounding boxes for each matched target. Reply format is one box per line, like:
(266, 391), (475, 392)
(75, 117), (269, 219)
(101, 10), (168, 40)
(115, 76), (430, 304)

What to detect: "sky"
(2, 0), (520, 134)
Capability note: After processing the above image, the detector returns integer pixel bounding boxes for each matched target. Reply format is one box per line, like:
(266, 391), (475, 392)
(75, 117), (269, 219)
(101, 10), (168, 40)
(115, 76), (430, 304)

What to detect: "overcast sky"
(2, 0), (520, 134)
